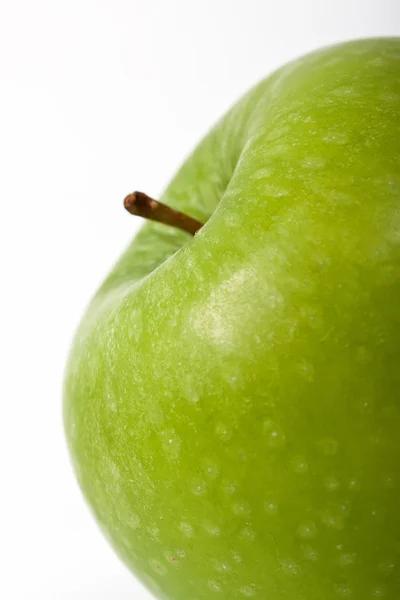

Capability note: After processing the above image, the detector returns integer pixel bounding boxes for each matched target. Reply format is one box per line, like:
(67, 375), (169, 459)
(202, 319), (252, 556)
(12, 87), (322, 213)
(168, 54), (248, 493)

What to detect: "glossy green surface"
(64, 38), (400, 599)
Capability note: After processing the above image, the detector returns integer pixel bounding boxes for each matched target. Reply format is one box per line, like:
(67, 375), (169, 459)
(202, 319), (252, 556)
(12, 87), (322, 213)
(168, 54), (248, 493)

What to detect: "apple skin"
(64, 38), (400, 599)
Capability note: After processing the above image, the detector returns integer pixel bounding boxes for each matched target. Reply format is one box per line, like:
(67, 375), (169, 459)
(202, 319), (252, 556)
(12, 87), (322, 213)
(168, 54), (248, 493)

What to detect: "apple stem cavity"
(124, 191), (204, 235)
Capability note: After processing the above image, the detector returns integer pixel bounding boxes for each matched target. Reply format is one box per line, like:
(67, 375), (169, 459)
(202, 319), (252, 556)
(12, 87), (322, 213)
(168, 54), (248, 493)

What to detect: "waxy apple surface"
(64, 38), (400, 599)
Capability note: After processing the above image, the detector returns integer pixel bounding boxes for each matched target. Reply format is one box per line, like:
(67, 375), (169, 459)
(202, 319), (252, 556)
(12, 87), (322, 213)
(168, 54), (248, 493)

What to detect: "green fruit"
(64, 38), (400, 599)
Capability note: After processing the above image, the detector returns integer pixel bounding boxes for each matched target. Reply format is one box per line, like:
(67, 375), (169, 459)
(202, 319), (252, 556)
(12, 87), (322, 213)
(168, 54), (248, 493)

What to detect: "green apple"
(64, 38), (400, 599)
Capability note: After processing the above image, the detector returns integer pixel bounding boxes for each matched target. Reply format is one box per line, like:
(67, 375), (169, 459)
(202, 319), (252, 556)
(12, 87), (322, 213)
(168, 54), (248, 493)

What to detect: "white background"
(0, 1), (399, 598)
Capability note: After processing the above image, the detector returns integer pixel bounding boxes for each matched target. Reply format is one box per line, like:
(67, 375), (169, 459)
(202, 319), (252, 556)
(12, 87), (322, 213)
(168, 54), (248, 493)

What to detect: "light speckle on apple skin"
(221, 480), (239, 496)
(302, 544), (319, 561)
(240, 585), (257, 597)
(291, 455), (309, 474)
(318, 438), (339, 456)
(325, 475), (340, 492)
(239, 526), (256, 542)
(281, 559), (302, 576)
(232, 501), (252, 517)
(297, 521), (317, 539)
(263, 419), (286, 447)
(178, 522), (194, 538)
(150, 559), (168, 576)
(203, 522), (221, 536)
(203, 459), (221, 479)
(190, 478), (207, 496)
(335, 583), (353, 597)
(337, 552), (356, 568)
(232, 551), (243, 563)
(213, 560), (230, 573)
(208, 580), (222, 592)
(264, 501), (279, 516)
(371, 587), (386, 597)
(64, 38), (400, 600)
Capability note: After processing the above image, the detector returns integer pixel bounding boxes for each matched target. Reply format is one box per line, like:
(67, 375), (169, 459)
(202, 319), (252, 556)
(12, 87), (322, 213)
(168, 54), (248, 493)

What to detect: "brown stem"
(124, 191), (204, 236)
